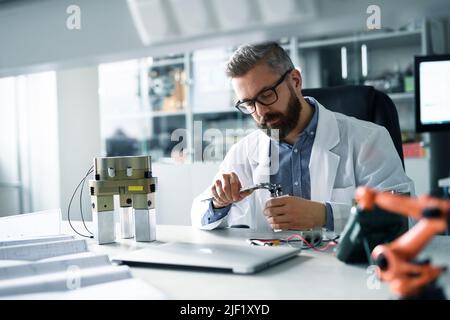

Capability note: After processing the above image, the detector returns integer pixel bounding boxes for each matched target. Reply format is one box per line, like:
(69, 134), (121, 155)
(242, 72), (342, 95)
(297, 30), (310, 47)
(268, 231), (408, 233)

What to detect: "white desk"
(67, 224), (450, 300)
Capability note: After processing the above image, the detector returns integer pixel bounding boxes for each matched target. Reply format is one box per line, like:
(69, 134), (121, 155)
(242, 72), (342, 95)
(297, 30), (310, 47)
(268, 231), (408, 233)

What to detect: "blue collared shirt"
(202, 97), (334, 231)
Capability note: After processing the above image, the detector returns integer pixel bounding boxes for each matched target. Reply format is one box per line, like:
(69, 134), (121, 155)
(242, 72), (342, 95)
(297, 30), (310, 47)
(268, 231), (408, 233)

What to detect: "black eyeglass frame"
(234, 68), (293, 115)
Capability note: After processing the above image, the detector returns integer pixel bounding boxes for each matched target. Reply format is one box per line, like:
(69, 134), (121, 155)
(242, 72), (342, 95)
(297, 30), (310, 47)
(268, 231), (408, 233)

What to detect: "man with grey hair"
(191, 42), (414, 235)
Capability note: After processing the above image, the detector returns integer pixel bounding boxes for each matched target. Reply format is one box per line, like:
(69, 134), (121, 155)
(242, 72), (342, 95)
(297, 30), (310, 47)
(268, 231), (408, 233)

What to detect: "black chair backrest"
(302, 85), (405, 168)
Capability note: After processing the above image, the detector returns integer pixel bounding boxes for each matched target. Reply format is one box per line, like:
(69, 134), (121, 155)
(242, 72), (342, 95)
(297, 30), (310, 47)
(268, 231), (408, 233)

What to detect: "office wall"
(56, 66), (101, 221)
(0, 77), (22, 216)
(405, 158), (430, 196)
(24, 73), (60, 213)
(0, 72), (60, 217)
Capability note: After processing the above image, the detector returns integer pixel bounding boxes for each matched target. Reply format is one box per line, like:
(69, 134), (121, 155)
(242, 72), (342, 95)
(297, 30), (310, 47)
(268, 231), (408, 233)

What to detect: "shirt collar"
(302, 96), (318, 137)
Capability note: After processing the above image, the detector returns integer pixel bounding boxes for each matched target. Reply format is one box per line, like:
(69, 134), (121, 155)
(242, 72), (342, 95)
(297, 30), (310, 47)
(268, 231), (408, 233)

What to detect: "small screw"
(147, 200), (152, 206)
(126, 198), (132, 204)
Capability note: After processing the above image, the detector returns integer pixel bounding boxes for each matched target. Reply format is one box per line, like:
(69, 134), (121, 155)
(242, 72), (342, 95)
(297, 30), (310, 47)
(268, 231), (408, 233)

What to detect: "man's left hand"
(263, 195), (326, 230)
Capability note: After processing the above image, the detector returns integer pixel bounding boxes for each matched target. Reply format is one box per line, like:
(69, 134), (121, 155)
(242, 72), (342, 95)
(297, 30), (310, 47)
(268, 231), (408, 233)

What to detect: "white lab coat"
(191, 99), (414, 234)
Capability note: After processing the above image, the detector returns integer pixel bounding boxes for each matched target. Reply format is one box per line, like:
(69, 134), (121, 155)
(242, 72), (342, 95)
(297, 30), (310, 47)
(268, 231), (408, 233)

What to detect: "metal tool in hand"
(202, 182), (283, 201)
(241, 182), (283, 197)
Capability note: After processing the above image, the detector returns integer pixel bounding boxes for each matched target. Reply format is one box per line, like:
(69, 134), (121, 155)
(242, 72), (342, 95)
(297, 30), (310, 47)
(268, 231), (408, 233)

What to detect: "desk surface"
(70, 224), (450, 300)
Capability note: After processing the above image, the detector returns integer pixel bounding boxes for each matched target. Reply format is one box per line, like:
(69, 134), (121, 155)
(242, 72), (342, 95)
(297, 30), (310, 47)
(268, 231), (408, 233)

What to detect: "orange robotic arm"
(355, 186), (450, 299)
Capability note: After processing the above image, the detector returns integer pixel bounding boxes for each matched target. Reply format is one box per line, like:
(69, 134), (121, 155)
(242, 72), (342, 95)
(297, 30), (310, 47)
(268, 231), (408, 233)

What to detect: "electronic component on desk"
(248, 239), (284, 246)
(248, 229), (326, 250)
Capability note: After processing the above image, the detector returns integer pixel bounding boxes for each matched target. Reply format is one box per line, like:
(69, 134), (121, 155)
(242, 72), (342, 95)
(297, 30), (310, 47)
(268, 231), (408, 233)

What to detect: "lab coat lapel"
(247, 131), (275, 231)
(309, 102), (340, 202)
(248, 131), (272, 185)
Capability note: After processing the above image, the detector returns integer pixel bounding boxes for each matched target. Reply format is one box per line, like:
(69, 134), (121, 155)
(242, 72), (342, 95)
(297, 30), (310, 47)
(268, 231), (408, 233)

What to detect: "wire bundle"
(286, 234), (339, 252)
(67, 165), (94, 238)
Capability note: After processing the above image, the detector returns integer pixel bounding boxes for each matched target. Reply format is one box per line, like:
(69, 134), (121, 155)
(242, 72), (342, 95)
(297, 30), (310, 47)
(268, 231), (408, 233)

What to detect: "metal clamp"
(240, 183), (283, 198)
(202, 182), (283, 201)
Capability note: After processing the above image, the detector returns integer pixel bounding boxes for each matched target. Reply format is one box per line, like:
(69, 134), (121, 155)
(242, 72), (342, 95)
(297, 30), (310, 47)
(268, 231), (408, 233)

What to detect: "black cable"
(67, 166), (94, 238)
(67, 168), (93, 238)
(79, 167), (94, 235)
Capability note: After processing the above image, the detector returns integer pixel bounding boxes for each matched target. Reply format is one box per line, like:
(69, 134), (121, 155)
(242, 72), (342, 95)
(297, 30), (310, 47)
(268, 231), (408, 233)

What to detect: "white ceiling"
(0, 0), (449, 76)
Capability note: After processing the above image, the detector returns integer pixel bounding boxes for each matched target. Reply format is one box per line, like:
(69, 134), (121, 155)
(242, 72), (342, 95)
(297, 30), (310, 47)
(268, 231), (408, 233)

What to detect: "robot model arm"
(355, 186), (450, 299)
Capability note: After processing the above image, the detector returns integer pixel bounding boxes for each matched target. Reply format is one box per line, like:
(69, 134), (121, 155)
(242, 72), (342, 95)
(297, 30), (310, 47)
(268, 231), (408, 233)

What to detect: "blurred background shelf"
(150, 57), (186, 68)
(98, 24), (427, 162)
(298, 30), (422, 49)
(193, 109), (237, 115)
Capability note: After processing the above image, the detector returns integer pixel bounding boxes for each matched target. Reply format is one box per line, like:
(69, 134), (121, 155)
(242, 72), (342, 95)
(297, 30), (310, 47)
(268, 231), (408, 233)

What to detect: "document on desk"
(5, 278), (168, 300)
(0, 238), (88, 261)
(0, 209), (61, 240)
(0, 264), (133, 297)
(0, 235), (167, 299)
(0, 234), (74, 247)
(0, 252), (111, 280)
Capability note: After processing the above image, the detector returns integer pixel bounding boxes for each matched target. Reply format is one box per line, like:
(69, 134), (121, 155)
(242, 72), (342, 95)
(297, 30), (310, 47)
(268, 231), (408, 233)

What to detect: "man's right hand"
(211, 172), (252, 209)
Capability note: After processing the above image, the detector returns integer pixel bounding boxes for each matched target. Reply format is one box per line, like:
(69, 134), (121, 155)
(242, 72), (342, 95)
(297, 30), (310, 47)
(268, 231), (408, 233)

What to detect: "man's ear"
(291, 68), (302, 90)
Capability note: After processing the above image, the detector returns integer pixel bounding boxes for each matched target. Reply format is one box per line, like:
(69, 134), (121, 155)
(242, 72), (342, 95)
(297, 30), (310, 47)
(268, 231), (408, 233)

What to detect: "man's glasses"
(234, 69), (293, 115)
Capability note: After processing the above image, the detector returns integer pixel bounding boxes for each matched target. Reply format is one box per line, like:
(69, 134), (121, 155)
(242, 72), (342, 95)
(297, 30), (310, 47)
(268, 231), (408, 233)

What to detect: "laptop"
(112, 242), (301, 274)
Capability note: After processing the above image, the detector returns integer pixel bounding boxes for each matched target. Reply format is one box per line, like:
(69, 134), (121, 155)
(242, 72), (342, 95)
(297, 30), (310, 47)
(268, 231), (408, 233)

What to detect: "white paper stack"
(0, 228), (166, 299)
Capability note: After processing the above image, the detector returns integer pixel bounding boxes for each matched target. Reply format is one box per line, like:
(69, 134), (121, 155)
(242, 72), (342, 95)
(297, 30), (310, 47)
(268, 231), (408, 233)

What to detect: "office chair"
(302, 86), (414, 260)
(302, 85), (405, 169)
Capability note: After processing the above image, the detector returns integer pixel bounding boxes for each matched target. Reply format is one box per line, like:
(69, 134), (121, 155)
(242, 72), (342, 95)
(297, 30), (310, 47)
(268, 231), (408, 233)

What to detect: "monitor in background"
(415, 55), (450, 132)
